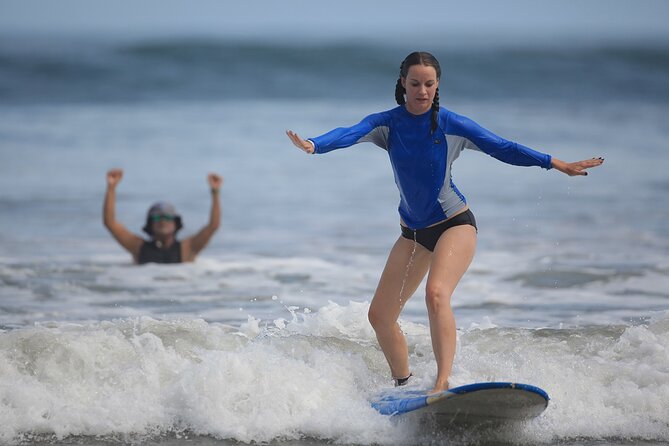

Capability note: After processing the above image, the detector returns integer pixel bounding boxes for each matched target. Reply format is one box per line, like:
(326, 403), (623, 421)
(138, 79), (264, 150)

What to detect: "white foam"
(0, 313), (404, 444)
(2, 303), (668, 444)
(455, 313), (669, 442)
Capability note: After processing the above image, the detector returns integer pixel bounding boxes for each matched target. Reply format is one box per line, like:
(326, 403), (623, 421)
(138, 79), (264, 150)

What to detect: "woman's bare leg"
(368, 236), (431, 380)
(425, 225), (477, 393)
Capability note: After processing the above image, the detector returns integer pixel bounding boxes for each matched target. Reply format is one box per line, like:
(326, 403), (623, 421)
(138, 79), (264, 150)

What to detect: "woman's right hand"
(286, 130), (315, 154)
(207, 172), (224, 191)
(106, 168), (123, 188)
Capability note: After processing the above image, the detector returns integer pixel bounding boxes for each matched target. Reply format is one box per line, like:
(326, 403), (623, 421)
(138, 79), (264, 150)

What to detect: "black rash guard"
(137, 240), (182, 264)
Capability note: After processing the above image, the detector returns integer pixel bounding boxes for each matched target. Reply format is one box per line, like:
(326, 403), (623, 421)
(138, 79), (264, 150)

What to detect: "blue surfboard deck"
(372, 382), (549, 422)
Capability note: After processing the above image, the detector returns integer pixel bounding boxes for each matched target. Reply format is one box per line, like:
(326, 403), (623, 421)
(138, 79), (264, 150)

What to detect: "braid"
(395, 77), (406, 105)
(395, 61), (406, 105)
(431, 87), (440, 133)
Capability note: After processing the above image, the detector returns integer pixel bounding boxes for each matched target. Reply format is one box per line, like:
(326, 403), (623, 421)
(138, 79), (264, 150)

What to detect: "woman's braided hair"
(394, 51), (441, 133)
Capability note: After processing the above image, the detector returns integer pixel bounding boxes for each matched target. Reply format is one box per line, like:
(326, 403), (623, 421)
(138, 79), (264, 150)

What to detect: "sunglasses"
(150, 214), (176, 222)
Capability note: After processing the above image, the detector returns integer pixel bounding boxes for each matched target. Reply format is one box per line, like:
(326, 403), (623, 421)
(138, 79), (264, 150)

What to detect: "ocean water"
(0, 35), (668, 445)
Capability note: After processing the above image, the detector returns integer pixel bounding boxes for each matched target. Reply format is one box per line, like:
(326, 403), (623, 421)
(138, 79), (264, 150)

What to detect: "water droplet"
(399, 232), (418, 304)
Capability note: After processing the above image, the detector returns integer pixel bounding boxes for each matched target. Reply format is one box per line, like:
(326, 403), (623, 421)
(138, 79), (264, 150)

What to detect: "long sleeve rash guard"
(309, 106), (552, 230)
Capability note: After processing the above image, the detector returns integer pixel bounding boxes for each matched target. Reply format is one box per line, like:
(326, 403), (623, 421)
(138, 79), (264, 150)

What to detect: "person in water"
(103, 168), (223, 264)
(286, 51), (604, 394)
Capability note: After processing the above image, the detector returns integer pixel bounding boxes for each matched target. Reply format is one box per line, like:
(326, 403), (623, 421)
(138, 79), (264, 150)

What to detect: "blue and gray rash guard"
(309, 106), (552, 230)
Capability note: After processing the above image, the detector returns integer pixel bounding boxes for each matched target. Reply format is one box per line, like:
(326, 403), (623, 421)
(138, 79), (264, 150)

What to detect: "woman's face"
(401, 64), (439, 115)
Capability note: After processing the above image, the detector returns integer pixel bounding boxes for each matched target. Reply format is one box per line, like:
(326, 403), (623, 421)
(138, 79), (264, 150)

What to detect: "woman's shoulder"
(438, 105), (457, 119)
(438, 106), (475, 129)
(374, 106), (403, 118)
(359, 107), (400, 126)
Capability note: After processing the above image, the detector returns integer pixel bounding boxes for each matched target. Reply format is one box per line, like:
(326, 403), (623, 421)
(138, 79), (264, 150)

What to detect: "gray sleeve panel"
(446, 133), (483, 153)
(359, 126), (389, 150)
(438, 134), (471, 216)
(446, 134), (472, 162)
(463, 138), (483, 152)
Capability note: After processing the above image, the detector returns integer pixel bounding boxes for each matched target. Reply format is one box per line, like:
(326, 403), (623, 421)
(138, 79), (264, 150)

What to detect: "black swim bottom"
(400, 209), (477, 252)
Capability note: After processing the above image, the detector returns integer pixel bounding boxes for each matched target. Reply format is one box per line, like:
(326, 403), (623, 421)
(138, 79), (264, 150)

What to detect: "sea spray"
(1, 305), (668, 444)
(0, 313), (401, 445)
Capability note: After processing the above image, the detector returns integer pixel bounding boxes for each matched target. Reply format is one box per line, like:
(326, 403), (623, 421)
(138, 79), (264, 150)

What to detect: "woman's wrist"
(551, 158), (566, 173)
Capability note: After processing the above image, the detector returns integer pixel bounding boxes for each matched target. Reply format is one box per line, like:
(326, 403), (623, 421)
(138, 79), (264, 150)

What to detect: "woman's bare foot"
(428, 380), (450, 394)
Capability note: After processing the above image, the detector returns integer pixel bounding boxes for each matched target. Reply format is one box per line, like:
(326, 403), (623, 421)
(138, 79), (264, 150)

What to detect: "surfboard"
(372, 382), (549, 423)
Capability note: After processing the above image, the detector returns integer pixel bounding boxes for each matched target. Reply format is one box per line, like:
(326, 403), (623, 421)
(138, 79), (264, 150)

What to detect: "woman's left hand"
(551, 157), (604, 176)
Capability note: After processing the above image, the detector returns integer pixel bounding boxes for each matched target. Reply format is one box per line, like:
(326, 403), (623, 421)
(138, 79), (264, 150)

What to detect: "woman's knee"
(425, 284), (452, 314)
(368, 305), (395, 330)
(367, 306), (384, 329)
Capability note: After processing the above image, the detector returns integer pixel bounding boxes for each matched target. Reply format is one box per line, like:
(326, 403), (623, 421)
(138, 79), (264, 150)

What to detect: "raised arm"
(182, 173), (223, 261)
(103, 169), (144, 258)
